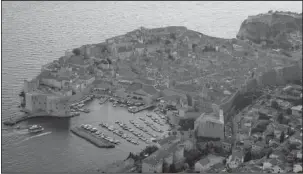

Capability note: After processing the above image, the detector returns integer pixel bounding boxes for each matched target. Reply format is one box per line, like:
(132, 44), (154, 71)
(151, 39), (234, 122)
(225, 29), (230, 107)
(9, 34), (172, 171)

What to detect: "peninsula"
(6, 10), (302, 173)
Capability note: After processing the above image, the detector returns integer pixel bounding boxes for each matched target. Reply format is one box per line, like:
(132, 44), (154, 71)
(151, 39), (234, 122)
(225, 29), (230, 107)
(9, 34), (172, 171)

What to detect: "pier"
(128, 104), (155, 114)
(70, 126), (115, 148)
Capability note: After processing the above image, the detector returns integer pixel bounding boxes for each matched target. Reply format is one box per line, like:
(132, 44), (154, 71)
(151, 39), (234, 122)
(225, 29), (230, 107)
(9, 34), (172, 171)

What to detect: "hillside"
(236, 11), (302, 50)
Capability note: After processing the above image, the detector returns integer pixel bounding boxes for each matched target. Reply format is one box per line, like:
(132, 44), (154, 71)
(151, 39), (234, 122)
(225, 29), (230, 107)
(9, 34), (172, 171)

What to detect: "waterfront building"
(24, 78), (40, 93)
(25, 92), (70, 116)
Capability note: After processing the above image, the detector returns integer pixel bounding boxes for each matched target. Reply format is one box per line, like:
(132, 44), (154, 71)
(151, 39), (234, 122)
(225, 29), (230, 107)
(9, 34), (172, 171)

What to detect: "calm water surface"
(2, 1), (302, 172)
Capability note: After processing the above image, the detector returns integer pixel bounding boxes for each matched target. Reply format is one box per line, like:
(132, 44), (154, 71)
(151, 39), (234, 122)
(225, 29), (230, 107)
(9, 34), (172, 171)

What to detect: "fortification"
(220, 59), (302, 122)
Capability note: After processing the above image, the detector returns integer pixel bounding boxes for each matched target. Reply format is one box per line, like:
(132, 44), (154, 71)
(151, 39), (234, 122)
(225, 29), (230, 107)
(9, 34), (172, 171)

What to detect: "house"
(291, 105), (302, 117)
(251, 141), (265, 154)
(194, 155), (224, 172)
(272, 164), (285, 173)
(79, 74), (95, 86)
(142, 141), (184, 173)
(117, 46), (133, 60)
(194, 112), (224, 140)
(134, 43), (145, 55)
(263, 158), (279, 170)
(222, 138), (233, 152)
(291, 150), (302, 160)
(289, 132), (302, 145)
(293, 164), (302, 173)
(269, 150), (284, 160)
(66, 55), (91, 70)
(227, 149), (244, 169)
(38, 71), (72, 90)
(269, 138), (280, 148)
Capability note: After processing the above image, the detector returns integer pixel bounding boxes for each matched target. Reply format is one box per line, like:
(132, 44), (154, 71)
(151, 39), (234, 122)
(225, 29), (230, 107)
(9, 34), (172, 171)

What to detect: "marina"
(99, 122), (141, 145)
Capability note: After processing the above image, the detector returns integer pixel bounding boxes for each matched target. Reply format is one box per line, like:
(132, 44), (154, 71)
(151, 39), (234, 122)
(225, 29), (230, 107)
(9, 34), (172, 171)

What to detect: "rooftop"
(143, 141), (181, 165)
(142, 85), (158, 96)
(157, 136), (179, 146)
(291, 105), (302, 111)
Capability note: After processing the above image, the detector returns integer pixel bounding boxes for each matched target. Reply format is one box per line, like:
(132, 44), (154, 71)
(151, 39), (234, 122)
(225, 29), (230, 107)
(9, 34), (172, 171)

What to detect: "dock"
(70, 126), (115, 148)
(128, 104), (155, 114)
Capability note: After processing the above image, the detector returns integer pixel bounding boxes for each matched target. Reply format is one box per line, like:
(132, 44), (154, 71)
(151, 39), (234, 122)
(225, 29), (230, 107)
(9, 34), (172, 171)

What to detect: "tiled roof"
(135, 43), (145, 48)
(94, 83), (111, 89)
(143, 141), (180, 165)
(198, 157), (210, 166)
(67, 55), (87, 65)
(117, 46), (133, 53)
(126, 83), (142, 92)
(137, 78), (154, 85)
(142, 85), (158, 95)
(158, 136), (179, 146)
(163, 95), (180, 103)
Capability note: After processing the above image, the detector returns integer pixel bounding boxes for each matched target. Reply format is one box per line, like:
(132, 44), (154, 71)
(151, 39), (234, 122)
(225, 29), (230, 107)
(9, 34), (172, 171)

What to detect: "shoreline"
(2, 111), (73, 126)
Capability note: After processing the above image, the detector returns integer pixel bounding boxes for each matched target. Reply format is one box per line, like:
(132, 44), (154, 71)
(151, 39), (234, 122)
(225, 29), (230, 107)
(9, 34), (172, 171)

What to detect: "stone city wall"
(220, 60), (302, 121)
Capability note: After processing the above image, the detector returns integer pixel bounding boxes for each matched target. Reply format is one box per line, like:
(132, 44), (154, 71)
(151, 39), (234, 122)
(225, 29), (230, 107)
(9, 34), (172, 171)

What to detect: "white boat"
(28, 125), (44, 133)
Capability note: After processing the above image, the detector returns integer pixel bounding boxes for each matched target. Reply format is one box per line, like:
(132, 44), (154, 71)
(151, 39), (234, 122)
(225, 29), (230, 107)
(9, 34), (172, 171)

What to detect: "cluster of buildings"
(222, 83), (302, 173)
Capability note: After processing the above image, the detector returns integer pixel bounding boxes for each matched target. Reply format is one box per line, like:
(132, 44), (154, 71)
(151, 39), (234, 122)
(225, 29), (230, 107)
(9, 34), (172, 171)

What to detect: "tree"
(277, 112), (284, 124)
(280, 131), (285, 143)
(192, 44), (198, 51)
(165, 40), (171, 45)
(271, 100), (279, 110)
(186, 94), (193, 106)
(169, 163), (177, 173)
(170, 33), (177, 40)
(162, 159), (169, 173)
(286, 108), (292, 115)
(244, 149), (252, 162)
(72, 48), (81, 56)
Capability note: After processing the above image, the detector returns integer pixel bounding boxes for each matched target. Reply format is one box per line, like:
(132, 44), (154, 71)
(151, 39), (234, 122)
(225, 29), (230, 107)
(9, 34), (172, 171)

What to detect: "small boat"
(28, 125), (44, 133)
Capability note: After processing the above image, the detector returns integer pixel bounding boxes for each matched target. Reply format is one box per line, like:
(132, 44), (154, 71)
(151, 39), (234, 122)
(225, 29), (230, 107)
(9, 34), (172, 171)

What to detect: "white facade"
(291, 105), (302, 117)
(194, 112), (224, 140)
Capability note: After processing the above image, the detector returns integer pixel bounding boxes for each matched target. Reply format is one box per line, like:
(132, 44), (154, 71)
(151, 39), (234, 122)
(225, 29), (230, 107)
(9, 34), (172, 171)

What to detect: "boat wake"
(2, 129), (29, 137)
(18, 131), (52, 144)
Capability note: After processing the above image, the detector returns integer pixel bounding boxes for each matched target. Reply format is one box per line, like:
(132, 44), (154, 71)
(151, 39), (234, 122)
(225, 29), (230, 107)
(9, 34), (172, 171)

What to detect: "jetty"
(128, 104), (155, 114)
(70, 126), (115, 148)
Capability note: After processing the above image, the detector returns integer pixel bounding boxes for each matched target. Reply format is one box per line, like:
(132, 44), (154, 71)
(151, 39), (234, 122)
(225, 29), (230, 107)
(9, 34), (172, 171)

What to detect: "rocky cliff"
(237, 11), (302, 50)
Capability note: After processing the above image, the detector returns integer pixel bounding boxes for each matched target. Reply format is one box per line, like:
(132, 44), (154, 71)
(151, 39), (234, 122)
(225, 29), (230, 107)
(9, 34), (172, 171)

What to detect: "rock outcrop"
(237, 11), (302, 50)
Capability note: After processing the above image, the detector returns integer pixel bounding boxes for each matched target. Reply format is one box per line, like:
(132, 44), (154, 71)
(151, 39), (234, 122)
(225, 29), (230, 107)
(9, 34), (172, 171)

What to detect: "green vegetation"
(72, 48), (81, 56)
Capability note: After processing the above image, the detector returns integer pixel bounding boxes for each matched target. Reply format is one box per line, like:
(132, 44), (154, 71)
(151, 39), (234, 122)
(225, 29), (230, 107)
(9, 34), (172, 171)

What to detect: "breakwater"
(220, 60), (302, 122)
(70, 126), (115, 148)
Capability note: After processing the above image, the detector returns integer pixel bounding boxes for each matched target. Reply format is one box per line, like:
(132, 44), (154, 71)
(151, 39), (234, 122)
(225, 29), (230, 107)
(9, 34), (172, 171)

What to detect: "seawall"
(220, 60), (302, 122)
